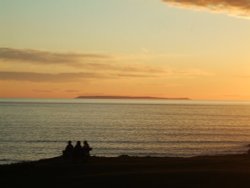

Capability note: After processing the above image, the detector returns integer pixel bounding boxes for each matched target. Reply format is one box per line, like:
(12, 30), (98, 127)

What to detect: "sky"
(1, 0), (250, 100)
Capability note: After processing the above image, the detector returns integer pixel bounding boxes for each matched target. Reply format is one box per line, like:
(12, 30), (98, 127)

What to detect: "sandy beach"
(1, 154), (250, 188)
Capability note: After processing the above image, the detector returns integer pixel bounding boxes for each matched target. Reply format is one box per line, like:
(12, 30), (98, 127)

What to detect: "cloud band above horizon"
(0, 47), (212, 83)
(162, 0), (250, 17)
(0, 47), (110, 67)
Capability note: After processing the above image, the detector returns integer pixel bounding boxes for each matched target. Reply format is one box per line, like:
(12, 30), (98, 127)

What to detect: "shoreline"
(1, 153), (250, 187)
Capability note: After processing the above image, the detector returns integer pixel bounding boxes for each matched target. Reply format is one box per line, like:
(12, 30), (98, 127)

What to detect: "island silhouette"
(75, 95), (190, 100)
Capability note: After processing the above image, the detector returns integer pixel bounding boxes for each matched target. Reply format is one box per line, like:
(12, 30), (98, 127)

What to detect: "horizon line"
(2, 97), (250, 102)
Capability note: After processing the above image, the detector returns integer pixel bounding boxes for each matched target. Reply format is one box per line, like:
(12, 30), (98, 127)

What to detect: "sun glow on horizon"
(1, 0), (250, 100)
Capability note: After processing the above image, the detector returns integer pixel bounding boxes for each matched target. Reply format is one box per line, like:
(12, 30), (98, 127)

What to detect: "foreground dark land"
(2, 154), (250, 188)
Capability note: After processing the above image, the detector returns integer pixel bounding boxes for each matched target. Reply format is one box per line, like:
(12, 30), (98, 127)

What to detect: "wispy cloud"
(0, 48), (212, 82)
(173, 68), (213, 77)
(0, 68), (212, 82)
(0, 48), (165, 73)
(0, 71), (162, 82)
(0, 48), (110, 67)
(64, 89), (81, 93)
(32, 89), (55, 93)
(0, 48), (168, 74)
(0, 71), (104, 82)
(162, 0), (250, 17)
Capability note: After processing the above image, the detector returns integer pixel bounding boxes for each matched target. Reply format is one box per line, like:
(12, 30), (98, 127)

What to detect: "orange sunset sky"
(1, 0), (250, 100)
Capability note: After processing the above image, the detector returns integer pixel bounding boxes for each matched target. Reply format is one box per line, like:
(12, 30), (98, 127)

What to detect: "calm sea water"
(1, 98), (250, 164)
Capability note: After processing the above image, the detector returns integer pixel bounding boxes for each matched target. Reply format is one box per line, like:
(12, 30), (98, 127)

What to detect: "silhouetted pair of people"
(63, 140), (92, 160)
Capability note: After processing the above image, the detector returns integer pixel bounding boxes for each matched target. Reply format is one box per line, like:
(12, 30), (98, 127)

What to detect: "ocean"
(1, 98), (250, 164)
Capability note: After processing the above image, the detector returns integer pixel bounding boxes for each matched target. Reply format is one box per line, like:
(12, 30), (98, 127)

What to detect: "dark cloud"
(0, 48), (110, 66)
(162, 0), (250, 16)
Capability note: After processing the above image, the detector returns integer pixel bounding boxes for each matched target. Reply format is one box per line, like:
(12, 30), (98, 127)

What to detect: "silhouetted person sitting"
(62, 141), (74, 159)
(73, 141), (82, 159)
(82, 140), (92, 158)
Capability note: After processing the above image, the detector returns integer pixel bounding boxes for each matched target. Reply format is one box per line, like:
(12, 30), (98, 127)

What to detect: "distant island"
(75, 96), (190, 100)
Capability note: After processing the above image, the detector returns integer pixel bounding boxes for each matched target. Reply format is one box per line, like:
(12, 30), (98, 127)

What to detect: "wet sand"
(1, 154), (250, 188)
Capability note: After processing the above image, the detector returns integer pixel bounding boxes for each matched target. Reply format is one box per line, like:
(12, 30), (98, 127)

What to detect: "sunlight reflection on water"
(1, 99), (250, 164)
